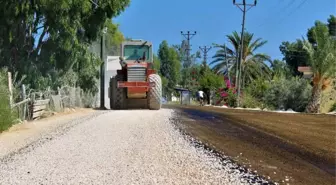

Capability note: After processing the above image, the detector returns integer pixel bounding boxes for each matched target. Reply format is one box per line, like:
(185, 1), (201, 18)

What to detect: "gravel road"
(0, 109), (257, 185)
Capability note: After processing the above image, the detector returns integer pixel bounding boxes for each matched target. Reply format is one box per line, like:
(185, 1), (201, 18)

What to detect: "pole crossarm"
(199, 46), (212, 64)
(180, 31), (197, 65)
(181, 31), (197, 40)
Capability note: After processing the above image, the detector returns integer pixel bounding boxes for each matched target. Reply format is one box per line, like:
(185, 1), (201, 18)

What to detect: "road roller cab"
(108, 40), (162, 110)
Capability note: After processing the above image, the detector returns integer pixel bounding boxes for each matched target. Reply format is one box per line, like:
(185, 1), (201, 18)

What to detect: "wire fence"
(11, 83), (99, 123)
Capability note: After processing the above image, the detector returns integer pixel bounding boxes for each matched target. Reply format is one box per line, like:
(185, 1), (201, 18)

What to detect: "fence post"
(29, 93), (35, 120)
(46, 86), (50, 99)
(21, 84), (27, 120)
(7, 72), (13, 108)
(75, 87), (81, 107)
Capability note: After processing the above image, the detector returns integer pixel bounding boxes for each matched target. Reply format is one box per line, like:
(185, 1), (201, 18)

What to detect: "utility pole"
(199, 46), (212, 66)
(90, 0), (107, 109)
(199, 46), (212, 105)
(223, 43), (231, 83)
(181, 31), (196, 67)
(233, 0), (257, 107)
(100, 27), (107, 109)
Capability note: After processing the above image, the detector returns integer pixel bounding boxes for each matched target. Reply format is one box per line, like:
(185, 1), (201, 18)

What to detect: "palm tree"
(303, 21), (336, 113)
(211, 31), (272, 87)
(211, 44), (236, 78)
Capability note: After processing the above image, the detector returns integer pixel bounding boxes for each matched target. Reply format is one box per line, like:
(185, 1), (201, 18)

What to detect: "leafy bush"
(227, 88), (237, 107)
(199, 68), (224, 91)
(245, 77), (270, 101)
(0, 68), (15, 132)
(244, 75), (312, 112)
(329, 103), (336, 112)
(263, 76), (312, 112)
(241, 92), (264, 109)
(56, 69), (79, 88)
(244, 77), (273, 109)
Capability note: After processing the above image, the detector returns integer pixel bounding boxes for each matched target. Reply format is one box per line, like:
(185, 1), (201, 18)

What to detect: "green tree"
(153, 55), (160, 72)
(104, 21), (125, 56)
(282, 18), (334, 77)
(327, 15), (336, 37)
(279, 40), (310, 76)
(271, 59), (292, 77)
(211, 31), (272, 87)
(199, 68), (224, 91)
(0, 0), (129, 92)
(308, 15), (336, 45)
(187, 64), (202, 94)
(173, 43), (201, 89)
(158, 41), (181, 99)
(198, 66), (224, 104)
(303, 21), (336, 113)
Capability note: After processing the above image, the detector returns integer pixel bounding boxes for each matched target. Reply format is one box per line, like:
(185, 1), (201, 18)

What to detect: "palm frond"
(250, 39), (267, 53)
(212, 30), (271, 84)
(302, 22), (336, 80)
(210, 58), (225, 65)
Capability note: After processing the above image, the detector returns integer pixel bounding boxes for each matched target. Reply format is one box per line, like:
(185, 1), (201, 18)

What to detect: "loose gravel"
(1, 109), (268, 185)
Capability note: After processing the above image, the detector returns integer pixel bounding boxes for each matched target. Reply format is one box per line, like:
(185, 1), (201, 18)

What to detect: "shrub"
(227, 88), (237, 107)
(241, 92), (264, 109)
(244, 75), (312, 112)
(244, 77), (273, 109)
(329, 103), (336, 112)
(245, 77), (270, 100)
(263, 76), (312, 112)
(0, 68), (15, 132)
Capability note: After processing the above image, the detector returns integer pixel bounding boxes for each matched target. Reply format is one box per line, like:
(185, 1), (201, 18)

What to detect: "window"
(123, 45), (151, 61)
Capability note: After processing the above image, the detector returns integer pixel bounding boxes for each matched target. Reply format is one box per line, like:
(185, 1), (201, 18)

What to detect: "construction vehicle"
(108, 40), (162, 110)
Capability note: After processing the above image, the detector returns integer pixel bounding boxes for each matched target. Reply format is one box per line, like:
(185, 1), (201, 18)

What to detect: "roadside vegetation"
(0, 0), (130, 131)
(155, 15), (336, 114)
(0, 1), (334, 131)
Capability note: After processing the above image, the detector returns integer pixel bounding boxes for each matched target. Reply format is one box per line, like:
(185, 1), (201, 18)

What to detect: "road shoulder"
(0, 108), (96, 158)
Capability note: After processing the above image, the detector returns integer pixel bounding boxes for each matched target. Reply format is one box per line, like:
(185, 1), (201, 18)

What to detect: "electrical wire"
(257, 0), (298, 28)
(276, 0), (309, 25)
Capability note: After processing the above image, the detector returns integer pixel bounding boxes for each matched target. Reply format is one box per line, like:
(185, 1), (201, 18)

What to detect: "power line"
(257, 0), (298, 28)
(277, 0), (309, 24)
(258, 0), (309, 28)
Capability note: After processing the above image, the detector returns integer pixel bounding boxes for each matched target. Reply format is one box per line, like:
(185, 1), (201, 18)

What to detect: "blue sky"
(113, 0), (336, 63)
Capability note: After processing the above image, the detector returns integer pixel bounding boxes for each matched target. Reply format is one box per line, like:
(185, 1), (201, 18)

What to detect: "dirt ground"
(0, 108), (96, 158)
(165, 104), (336, 185)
